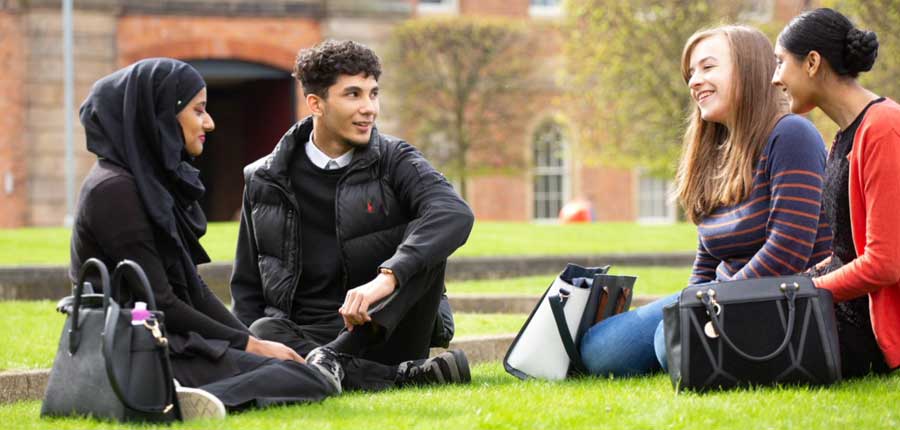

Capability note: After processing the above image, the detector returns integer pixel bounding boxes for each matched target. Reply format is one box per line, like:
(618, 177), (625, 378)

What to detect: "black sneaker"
(396, 349), (471, 387)
(306, 346), (344, 394)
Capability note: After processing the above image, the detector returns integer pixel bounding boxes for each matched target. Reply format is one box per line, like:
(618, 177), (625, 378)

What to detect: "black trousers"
(835, 296), (890, 378)
(171, 347), (338, 410)
(251, 263), (446, 386)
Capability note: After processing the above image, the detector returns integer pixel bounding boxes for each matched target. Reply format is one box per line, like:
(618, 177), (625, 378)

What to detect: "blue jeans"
(579, 293), (679, 377)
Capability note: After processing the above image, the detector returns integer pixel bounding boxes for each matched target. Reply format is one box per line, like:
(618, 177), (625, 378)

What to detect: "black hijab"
(80, 58), (210, 299)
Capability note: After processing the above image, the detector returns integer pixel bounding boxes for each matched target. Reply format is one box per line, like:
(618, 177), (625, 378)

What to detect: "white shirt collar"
(305, 133), (354, 169)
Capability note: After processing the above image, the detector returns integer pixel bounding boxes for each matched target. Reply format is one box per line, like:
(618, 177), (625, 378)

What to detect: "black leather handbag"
(41, 259), (181, 422)
(662, 275), (842, 391)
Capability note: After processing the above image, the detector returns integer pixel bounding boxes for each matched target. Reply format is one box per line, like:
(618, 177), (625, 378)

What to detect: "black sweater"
(289, 148), (347, 325)
(70, 161), (250, 349)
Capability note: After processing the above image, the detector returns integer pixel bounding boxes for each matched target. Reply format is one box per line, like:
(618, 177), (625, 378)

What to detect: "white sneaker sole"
(176, 386), (226, 421)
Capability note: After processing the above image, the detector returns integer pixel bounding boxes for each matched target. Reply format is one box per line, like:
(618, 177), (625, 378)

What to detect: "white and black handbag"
(504, 264), (636, 380)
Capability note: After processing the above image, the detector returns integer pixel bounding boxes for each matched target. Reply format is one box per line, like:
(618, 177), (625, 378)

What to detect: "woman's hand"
(814, 255), (832, 271)
(246, 336), (305, 363)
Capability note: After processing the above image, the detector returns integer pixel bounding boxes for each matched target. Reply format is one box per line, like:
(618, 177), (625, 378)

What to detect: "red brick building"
(0, 0), (813, 227)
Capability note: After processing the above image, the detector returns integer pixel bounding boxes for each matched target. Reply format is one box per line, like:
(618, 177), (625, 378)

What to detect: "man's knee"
(249, 317), (293, 340)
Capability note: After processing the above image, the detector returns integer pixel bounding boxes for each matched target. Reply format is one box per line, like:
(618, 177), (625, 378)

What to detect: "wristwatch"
(378, 267), (394, 276)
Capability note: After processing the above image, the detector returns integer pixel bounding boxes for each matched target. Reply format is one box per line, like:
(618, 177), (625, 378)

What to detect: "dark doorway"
(188, 60), (295, 221)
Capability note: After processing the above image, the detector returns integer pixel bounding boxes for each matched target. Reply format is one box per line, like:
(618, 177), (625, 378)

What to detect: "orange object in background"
(558, 200), (593, 223)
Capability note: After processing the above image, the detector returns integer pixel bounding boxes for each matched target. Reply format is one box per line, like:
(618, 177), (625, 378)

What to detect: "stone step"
(431, 334), (515, 367)
(0, 369), (48, 405)
(0, 334), (517, 405)
(0, 253), (693, 301)
(449, 294), (659, 314)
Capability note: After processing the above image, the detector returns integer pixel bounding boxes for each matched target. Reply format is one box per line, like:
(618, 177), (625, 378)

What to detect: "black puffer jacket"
(230, 117), (474, 336)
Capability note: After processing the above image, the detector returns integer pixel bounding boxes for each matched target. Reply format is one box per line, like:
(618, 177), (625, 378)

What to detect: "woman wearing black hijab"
(70, 58), (339, 420)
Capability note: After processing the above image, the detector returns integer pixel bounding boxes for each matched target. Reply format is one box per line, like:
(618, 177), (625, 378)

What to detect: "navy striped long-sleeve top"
(689, 114), (833, 284)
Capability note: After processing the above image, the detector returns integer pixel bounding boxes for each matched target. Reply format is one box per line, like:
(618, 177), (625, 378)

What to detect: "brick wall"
(117, 16), (321, 71)
(460, 0), (529, 17)
(774, 0), (813, 23)
(117, 15), (321, 122)
(24, 9), (117, 226)
(579, 165), (636, 222)
(0, 11), (27, 228)
(468, 174), (529, 221)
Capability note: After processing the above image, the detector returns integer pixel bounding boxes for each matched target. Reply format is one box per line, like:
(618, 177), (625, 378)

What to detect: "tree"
(384, 17), (543, 199)
(823, 0), (900, 101)
(563, 0), (740, 177)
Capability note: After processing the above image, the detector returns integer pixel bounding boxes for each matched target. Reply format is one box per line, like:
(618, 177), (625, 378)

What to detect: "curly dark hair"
(293, 39), (382, 98)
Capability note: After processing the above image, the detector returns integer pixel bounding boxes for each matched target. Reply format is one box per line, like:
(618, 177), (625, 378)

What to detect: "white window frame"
(739, 0), (774, 23)
(532, 122), (569, 221)
(529, 0), (562, 18)
(636, 169), (676, 224)
(417, 0), (459, 15)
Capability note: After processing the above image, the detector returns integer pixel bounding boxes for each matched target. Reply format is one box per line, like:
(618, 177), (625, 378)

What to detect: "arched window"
(532, 121), (567, 220)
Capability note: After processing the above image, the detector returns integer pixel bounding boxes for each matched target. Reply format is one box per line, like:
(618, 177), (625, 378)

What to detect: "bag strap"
(702, 283), (798, 362)
(70, 258), (110, 354)
(102, 300), (177, 415)
(548, 291), (587, 375)
(102, 260), (177, 416)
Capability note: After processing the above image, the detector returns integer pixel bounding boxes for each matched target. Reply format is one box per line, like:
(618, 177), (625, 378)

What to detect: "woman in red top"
(773, 8), (900, 376)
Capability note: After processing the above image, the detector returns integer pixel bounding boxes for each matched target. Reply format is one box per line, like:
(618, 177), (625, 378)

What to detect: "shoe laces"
(309, 348), (342, 376)
(403, 357), (443, 384)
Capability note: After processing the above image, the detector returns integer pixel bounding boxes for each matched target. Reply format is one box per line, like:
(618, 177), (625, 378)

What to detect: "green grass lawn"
(3, 363), (898, 429)
(448, 266), (690, 297)
(0, 265), (687, 371)
(0, 266), (687, 371)
(0, 301), (60, 371)
(0, 221), (698, 265)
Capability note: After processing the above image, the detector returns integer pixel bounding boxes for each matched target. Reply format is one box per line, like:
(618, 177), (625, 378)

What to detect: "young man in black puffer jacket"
(230, 40), (475, 393)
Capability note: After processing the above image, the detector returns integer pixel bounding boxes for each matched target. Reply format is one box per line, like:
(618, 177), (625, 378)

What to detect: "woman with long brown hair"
(579, 25), (831, 377)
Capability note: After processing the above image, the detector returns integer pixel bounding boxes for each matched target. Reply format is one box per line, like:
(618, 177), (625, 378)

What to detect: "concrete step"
(449, 294), (659, 314)
(0, 369), (48, 405)
(431, 334), (515, 368)
(0, 334), (517, 405)
(0, 253), (693, 301)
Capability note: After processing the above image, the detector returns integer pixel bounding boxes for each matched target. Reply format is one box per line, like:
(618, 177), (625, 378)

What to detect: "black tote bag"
(662, 275), (842, 391)
(41, 259), (181, 422)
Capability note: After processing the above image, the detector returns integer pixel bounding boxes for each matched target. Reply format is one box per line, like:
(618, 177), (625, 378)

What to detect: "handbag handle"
(70, 258), (110, 354)
(548, 290), (587, 375)
(105, 259), (158, 310)
(702, 284), (798, 362)
(102, 260), (177, 416)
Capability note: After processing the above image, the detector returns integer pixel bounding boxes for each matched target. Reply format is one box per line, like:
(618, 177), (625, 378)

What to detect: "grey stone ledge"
(0, 369), (49, 405)
(449, 294), (659, 314)
(0, 253), (693, 301)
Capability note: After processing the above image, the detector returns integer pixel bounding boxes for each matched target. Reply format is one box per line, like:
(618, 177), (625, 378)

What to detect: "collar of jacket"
(256, 116), (383, 188)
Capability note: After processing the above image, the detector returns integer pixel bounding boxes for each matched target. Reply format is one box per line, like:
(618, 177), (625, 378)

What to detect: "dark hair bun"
(845, 28), (878, 74)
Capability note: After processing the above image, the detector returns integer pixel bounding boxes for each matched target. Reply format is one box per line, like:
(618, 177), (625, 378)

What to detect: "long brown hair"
(674, 25), (787, 224)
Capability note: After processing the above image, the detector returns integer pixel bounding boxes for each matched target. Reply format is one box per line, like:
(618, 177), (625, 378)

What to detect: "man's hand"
(246, 336), (305, 363)
(340, 272), (397, 331)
